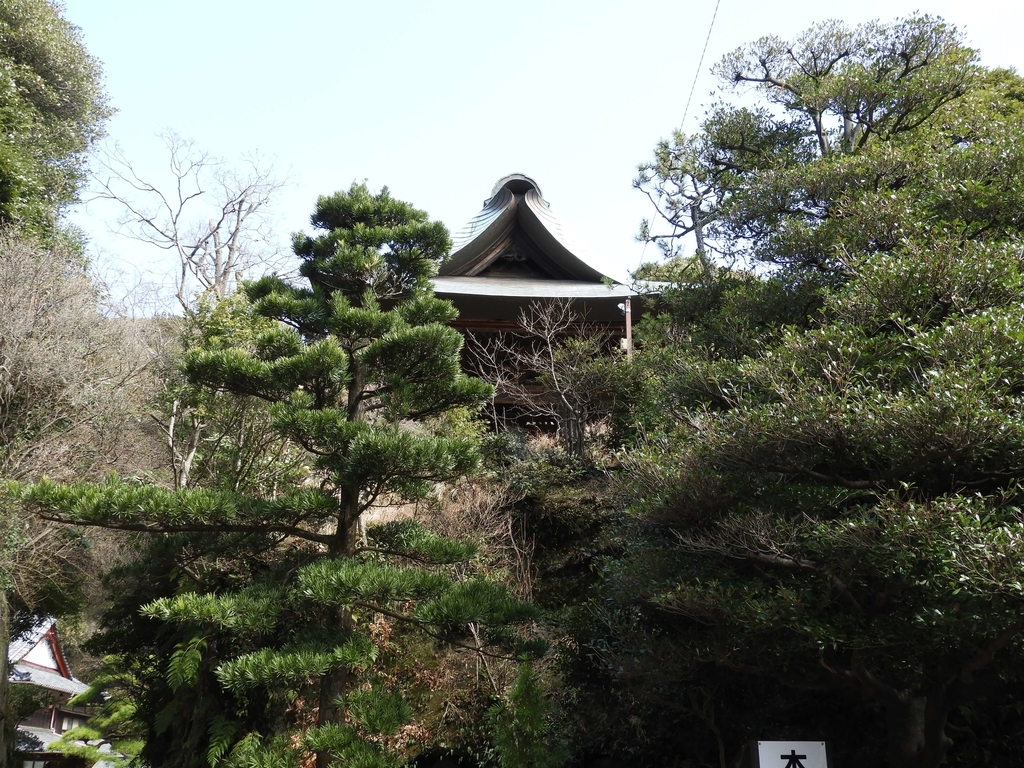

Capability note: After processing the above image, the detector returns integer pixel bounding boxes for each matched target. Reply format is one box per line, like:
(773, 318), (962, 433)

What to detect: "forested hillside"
(4, 6), (1024, 768)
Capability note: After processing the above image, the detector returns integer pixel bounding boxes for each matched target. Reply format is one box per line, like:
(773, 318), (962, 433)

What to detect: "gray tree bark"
(0, 589), (10, 766)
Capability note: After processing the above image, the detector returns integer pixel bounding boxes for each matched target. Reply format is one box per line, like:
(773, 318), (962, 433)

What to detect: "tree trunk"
(558, 403), (586, 461)
(0, 589), (10, 766)
(314, 654), (350, 768)
(315, 496), (362, 767)
(884, 692), (952, 768)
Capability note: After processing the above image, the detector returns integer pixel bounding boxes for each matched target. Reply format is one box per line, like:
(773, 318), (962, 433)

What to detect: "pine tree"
(21, 183), (537, 767)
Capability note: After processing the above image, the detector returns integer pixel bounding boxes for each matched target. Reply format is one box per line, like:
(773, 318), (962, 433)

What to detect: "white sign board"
(753, 741), (830, 768)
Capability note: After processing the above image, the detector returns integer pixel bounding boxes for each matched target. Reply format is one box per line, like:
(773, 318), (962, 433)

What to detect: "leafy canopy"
(0, 0), (109, 237)
(602, 17), (1024, 768)
(635, 15), (984, 273)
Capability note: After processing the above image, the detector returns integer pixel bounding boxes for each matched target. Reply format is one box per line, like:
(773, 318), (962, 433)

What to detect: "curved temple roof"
(438, 173), (618, 287)
(8, 617), (89, 696)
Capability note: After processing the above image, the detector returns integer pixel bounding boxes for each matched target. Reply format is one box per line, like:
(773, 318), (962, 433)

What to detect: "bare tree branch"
(466, 298), (616, 459)
(92, 132), (290, 311)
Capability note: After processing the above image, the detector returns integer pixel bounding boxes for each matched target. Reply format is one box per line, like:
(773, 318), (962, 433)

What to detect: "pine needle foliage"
(48, 657), (148, 768)
(488, 664), (567, 768)
(18, 183), (537, 767)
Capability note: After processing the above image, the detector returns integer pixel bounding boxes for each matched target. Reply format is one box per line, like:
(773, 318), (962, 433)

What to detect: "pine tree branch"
(353, 546), (442, 565)
(351, 600), (520, 661)
(33, 512), (335, 546)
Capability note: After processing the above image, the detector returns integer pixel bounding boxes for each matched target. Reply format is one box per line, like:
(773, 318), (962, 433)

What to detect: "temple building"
(433, 174), (657, 439)
(432, 173), (642, 344)
(8, 617), (92, 768)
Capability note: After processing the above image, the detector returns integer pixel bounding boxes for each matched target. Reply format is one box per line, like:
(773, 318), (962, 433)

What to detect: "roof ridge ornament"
(488, 173), (543, 202)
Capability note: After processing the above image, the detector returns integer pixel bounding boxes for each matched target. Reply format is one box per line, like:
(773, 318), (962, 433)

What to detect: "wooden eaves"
(432, 173), (648, 335)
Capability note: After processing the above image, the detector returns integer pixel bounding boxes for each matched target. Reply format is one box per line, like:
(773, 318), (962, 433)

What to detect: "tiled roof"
(439, 174), (617, 285)
(7, 616), (54, 663)
(8, 616), (89, 696)
(17, 725), (62, 750)
(10, 662), (89, 696)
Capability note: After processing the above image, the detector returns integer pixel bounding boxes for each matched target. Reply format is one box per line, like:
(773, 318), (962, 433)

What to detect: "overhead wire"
(680, 0), (723, 132)
(635, 0), (723, 277)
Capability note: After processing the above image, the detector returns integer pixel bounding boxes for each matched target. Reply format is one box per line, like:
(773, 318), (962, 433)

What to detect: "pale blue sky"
(63, 0), (1023, 300)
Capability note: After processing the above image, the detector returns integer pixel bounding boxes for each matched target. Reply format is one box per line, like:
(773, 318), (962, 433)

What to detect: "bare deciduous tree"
(0, 232), (157, 480)
(468, 299), (616, 460)
(93, 132), (288, 311)
(0, 228), (159, 760)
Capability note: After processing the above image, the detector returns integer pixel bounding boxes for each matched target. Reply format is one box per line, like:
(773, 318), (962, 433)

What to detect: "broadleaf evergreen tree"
(573, 18), (1024, 768)
(0, 0), (110, 239)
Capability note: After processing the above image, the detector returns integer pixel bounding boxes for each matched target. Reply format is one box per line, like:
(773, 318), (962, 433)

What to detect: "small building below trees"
(8, 617), (91, 768)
